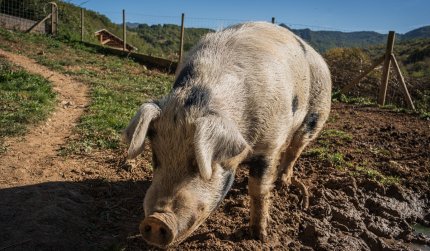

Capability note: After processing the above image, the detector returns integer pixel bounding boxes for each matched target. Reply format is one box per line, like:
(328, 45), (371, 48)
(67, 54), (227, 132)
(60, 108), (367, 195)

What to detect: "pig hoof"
(250, 226), (268, 242)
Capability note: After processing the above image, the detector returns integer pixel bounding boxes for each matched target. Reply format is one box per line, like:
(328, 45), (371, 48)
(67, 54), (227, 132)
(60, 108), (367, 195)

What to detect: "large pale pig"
(123, 22), (331, 248)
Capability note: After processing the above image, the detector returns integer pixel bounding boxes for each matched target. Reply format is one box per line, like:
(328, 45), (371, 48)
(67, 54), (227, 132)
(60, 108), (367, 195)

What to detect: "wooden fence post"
(390, 54), (416, 110)
(271, 17), (275, 24)
(50, 2), (58, 35)
(179, 13), (185, 64)
(80, 8), (84, 42)
(378, 31), (395, 106)
(123, 9), (126, 51)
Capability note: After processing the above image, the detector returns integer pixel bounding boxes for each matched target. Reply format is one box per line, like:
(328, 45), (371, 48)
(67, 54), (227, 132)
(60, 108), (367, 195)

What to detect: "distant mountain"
(280, 24), (430, 52)
(126, 22), (141, 29)
(402, 25), (430, 40)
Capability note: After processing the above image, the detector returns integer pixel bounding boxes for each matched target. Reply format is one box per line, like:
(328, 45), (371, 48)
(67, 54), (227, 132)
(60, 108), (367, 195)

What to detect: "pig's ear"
(194, 116), (249, 180)
(123, 103), (161, 159)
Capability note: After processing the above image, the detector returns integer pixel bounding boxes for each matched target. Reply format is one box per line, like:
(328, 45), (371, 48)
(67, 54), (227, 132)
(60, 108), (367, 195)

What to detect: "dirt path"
(0, 48), (89, 188)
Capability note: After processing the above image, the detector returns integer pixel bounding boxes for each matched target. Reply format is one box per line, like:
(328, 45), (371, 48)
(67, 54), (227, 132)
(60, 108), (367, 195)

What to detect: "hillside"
(283, 24), (430, 52)
(403, 25), (430, 40)
(1, 0), (429, 57)
(127, 24), (212, 60)
(366, 38), (430, 80)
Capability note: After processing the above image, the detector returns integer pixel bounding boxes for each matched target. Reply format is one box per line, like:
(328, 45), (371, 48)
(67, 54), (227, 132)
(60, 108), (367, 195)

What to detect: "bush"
(324, 48), (380, 100)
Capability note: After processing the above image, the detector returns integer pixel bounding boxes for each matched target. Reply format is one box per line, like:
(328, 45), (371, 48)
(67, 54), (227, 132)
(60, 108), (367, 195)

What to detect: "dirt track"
(0, 51), (429, 250)
(0, 48), (89, 188)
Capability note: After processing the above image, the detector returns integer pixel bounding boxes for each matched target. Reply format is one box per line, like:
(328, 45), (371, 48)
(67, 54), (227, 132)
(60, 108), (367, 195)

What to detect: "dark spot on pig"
(173, 64), (195, 89)
(248, 155), (269, 178)
(306, 112), (319, 133)
(184, 86), (211, 108)
(292, 95), (299, 114)
(215, 170), (235, 208)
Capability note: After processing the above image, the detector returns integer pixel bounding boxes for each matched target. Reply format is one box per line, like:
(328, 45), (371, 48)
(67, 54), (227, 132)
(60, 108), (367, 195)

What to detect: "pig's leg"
(280, 110), (329, 208)
(247, 152), (282, 241)
(281, 110), (328, 184)
(280, 133), (309, 186)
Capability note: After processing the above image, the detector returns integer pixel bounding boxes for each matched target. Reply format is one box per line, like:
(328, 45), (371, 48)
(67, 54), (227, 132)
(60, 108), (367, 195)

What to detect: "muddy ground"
(0, 101), (429, 250)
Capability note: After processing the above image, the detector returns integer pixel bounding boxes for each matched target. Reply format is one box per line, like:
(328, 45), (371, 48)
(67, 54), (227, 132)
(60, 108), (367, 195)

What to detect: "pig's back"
(176, 22), (331, 148)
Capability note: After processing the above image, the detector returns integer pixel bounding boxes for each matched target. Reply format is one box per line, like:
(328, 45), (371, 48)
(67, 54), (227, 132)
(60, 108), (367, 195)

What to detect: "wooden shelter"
(94, 29), (137, 51)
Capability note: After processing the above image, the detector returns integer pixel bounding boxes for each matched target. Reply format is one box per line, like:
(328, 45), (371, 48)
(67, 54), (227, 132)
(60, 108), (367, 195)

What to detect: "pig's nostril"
(144, 225), (151, 233)
(159, 227), (167, 237)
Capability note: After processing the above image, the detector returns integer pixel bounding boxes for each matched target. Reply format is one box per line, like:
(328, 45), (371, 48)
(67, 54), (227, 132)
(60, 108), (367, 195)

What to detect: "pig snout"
(140, 212), (178, 248)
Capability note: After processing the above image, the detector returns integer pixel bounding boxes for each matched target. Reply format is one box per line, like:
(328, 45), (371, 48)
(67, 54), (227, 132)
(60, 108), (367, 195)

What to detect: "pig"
(123, 21), (331, 248)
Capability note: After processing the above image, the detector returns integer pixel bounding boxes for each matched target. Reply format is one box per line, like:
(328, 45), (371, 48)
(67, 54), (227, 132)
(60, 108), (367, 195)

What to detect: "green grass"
(0, 28), (174, 154)
(304, 146), (399, 185)
(354, 165), (400, 185)
(0, 57), (56, 152)
(318, 129), (353, 146)
(303, 147), (349, 170)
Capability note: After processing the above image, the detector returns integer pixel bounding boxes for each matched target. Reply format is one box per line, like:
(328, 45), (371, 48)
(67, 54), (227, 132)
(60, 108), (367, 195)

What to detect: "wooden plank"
(341, 55), (385, 94)
(123, 9), (126, 51)
(179, 13), (185, 64)
(378, 31), (395, 106)
(101, 39), (111, 45)
(80, 42), (178, 72)
(390, 54), (416, 110)
(51, 2), (58, 36)
(26, 13), (51, 33)
(81, 8), (84, 42)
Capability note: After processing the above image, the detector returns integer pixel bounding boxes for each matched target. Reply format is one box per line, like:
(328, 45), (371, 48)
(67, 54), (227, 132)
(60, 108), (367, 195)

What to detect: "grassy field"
(0, 57), (56, 152)
(0, 28), (173, 154)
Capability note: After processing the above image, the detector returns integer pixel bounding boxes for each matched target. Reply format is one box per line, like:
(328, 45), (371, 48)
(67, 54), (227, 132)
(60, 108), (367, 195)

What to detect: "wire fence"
(0, 0), (356, 60)
(0, 0), (54, 33)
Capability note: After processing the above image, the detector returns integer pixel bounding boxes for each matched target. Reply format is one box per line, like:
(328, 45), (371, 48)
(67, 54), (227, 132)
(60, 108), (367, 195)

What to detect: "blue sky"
(67, 0), (430, 33)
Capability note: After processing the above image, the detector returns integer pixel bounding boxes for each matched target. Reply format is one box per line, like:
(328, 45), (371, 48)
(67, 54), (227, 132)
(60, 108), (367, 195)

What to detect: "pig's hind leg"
(280, 110), (329, 208)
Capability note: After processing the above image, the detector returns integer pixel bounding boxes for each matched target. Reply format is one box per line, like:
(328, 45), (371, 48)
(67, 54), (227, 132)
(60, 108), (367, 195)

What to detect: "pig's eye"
(152, 153), (160, 169)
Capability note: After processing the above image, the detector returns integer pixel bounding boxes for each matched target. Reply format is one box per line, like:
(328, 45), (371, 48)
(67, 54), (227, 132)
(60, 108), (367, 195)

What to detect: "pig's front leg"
(247, 154), (279, 241)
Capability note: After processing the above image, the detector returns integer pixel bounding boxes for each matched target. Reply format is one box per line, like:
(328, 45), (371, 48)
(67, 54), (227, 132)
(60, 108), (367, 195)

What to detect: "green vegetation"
(303, 129), (353, 170)
(0, 27), (173, 154)
(303, 127), (399, 185)
(354, 165), (400, 185)
(320, 129), (353, 143)
(0, 57), (56, 152)
(303, 147), (349, 170)
(128, 24), (212, 60)
(325, 43), (430, 117)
